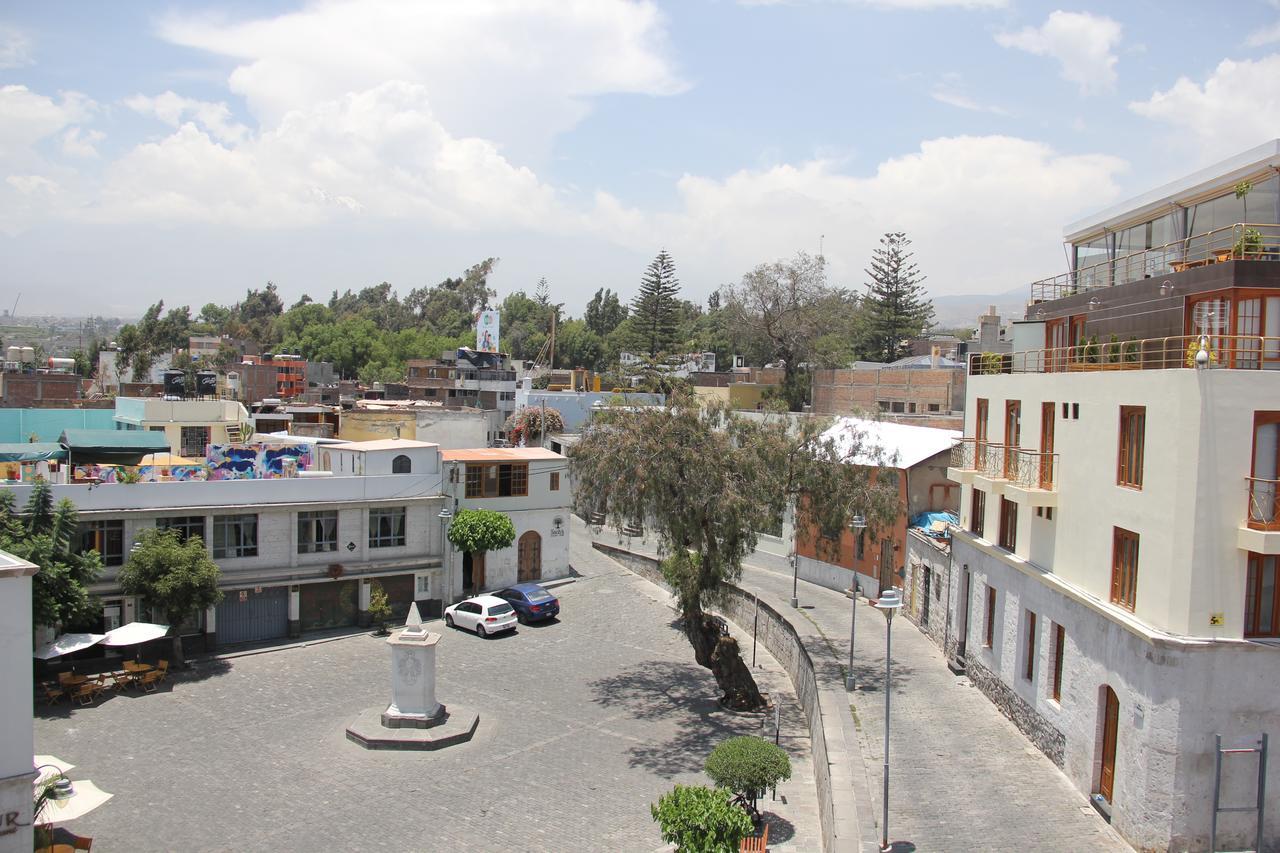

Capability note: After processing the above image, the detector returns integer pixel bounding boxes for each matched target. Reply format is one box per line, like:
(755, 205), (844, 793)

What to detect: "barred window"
(369, 507), (406, 548)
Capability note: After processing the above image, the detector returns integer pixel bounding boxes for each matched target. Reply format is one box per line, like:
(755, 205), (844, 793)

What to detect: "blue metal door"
(216, 586), (288, 645)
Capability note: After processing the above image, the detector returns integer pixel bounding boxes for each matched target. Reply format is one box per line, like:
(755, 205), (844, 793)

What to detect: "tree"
(572, 394), (899, 710)
(632, 250), (681, 359)
(554, 318), (603, 371)
(859, 232), (934, 363)
(447, 509), (516, 555)
(368, 581), (393, 635)
(115, 301), (193, 380)
(234, 282), (285, 347)
(0, 483), (101, 630)
(535, 277), (551, 307)
(117, 528), (223, 665)
(704, 736), (791, 816)
(504, 406), (565, 447)
(585, 287), (627, 337)
(722, 251), (860, 410)
(651, 784), (754, 853)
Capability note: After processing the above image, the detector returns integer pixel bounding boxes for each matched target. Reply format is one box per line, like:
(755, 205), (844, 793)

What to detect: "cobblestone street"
(34, 532), (816, 852)
(653, 531), (1131, 852)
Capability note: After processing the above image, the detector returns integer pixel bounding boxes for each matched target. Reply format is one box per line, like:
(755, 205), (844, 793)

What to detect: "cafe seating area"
(41, 660), (170, 707)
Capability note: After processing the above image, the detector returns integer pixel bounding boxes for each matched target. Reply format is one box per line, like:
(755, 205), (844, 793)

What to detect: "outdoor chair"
(156, 660), (170, 682)
(739, 823), (769, 853)
(57, 672), (75, 686)
(140, 670), (164, 693)
(71, 682), (99, 706)
(40, 683), (66, 705)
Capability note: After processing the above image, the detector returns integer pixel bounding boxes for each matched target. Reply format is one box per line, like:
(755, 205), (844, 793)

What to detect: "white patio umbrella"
(38, 780), (112, 823)
(33, 756), (74, 785)
(102, 622), (170, 646)
(33, 633), (105, 660)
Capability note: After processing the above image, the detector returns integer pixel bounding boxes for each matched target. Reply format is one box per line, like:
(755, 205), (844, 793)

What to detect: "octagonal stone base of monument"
(345, 705), (479, 751)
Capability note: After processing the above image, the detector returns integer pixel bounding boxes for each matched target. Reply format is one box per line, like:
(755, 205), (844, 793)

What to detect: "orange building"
(794, 418), (959, 595)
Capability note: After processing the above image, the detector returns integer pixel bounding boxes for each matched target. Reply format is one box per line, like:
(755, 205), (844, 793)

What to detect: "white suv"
(444, 595), (518, 637)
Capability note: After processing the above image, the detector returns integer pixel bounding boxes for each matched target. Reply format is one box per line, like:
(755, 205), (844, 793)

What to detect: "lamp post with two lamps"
(845, 514), (867, 691)
(874, 587), (903, 852)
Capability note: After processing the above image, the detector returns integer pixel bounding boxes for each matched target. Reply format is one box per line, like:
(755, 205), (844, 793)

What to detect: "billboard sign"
(476, 310), (500, 353)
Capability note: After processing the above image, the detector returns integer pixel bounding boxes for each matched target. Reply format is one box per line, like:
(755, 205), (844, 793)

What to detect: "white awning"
(33, 634), (106, 660)
(102, 622), (170, 646)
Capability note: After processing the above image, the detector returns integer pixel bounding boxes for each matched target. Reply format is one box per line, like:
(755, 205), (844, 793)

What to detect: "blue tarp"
(910, 511), (959, 538)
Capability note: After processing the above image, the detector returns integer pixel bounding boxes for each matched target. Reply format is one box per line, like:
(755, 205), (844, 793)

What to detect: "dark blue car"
(495, 583), (560, 623)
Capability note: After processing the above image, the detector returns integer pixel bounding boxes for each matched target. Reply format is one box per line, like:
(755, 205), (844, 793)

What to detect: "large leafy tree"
(118, 528), (222, 664)
(115, 301), (194, 380)
(0, 482), (102, 630)
(572, 394), (899, 710)
(632, 250), (681, 359)
(447, 509), (516, 555)
(585, 287), (627, 337)
(859, 232), (934, 363)
(722, 251), (860, 410)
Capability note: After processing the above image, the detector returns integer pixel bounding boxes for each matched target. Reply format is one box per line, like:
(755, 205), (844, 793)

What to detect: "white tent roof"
(33, 634), (105, 660)
(102, 622), (170, 647)
(821, 417), (960, 470)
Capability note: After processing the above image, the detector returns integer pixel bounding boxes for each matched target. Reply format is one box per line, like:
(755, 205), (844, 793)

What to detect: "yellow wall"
(339, 412), (416, 442)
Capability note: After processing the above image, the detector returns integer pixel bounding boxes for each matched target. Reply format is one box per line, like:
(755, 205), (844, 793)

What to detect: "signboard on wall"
(476, 310), (500, 353)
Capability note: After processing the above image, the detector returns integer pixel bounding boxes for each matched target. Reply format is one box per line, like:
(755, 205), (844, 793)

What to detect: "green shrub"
(704, 735), (792, 798)
(650, 784), (754, 853)
(447, 509), (516, 554)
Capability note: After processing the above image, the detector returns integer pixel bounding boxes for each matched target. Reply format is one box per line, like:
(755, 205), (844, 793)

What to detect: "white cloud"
(61, 126), (105, 158)
(0, 85), (96, 161)
(930, 73), (1008, 114)
(155, 0), (686, 164)
(1246, 21), (1280, 47)
(6, 174), (57, 195)
(1130, 55), (1280, 160)
(996, 11), (1122, 95)
(125, 91), (249, 145)
(602, 136), (1126, 296)
(741, 0), (1005, 8)
(0, 25), (32, 69)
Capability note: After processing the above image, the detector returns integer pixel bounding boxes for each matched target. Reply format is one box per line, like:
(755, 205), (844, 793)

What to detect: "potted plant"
(651, 784), (754, 853)
(367, 581), (392, 635)
(1233, 227), (1264, 260)
(703, 735), (792, 823)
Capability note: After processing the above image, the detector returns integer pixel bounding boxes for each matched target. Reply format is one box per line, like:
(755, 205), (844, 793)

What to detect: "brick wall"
(811, 368), (965, 416)
(0, 372), (81, 406)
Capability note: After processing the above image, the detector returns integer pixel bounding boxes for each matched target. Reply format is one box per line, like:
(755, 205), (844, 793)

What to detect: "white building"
(441, 447), (572, 596)
(0, 550), (38, 853)
(945, 141), (1280, 851)
(113, 397), (251, 455)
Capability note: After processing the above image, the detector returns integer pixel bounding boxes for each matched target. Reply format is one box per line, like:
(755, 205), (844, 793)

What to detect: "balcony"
(1031, 222), (1280, 303)
(970, 334), (1280, 376)
(947, 440), (1057, 505)
(1239, 477), (1280, 554)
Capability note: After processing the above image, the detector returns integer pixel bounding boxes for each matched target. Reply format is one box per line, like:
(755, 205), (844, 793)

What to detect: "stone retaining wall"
(966, 656), (1066, 768)
(591, 542), (838, 852)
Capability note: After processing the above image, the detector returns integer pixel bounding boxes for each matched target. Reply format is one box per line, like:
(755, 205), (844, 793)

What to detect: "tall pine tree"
(860, 232), (934, 363)
(632, 249), (681, 359)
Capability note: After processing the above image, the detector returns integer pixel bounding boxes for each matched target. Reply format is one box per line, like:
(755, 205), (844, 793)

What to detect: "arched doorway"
(518, 531), (542, 582)
(392, 454), (411, 474)
(1097, 685), (1120, 803)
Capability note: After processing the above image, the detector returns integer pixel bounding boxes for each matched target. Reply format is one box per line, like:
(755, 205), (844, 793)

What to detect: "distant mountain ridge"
(928, 285), (1029, 328)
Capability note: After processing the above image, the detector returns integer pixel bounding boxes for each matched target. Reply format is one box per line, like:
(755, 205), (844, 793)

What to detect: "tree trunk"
(684, 610), (766, 711)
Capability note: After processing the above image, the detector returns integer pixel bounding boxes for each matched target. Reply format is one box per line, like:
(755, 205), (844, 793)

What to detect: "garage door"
(376, 574), (416, 622)
(300, 579), (358, 631)
(216, 586), (288, 646)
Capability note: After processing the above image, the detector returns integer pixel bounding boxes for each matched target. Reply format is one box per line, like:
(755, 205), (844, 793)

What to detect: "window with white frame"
(369, 507), (407, 548)
(213, 514), (258, 558)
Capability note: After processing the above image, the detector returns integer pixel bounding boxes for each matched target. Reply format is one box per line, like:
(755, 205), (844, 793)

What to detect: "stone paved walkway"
(33, 528), (815, 852)
(599, 524), (1131, 852)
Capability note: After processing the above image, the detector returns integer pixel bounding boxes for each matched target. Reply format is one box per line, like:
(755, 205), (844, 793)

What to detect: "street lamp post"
(438, 506), (454, 605)
(874, 587), (903, 853)
(846, 514), (867, 691)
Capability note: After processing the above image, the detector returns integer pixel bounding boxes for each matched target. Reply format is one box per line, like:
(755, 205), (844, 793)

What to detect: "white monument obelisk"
(384, 602), (443, 724)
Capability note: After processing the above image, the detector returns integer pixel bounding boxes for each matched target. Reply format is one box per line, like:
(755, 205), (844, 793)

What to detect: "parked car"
(444, 595), (518, 637)
(495, 583), (560, 623)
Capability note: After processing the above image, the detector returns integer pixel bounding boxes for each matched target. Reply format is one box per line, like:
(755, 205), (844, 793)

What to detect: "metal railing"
(970, 334), (1280, 376)
(949, 438), (977, 470)
(952, 440), (1058, 490)
(1247, 477), (1280, 530)
(1031, 222), (1280, 302)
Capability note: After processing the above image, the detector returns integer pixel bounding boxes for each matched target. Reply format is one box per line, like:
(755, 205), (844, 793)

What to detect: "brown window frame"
(1023, 610), (1037, 682)
(970, 488), (986, 537)
(1050, 623), (1065, 701)
(1245, 551), (1280, 638)
(1111, 527), (1139, 611)
(464, 462), (530, 498)
(550, 472), (560, 491)
(1004, 400), (1021, 478)
(1117, 406), (1146, 489)
(975, 398), (989, 457)
(998, 497), (1017, 552)
(984, 585), (996, 648)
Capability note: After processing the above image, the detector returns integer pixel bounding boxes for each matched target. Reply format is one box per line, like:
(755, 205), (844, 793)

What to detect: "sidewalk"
(593, 523), (1130, 852)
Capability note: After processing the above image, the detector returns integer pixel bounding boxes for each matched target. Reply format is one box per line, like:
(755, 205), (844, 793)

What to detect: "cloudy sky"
(3, 0), (1279, 317)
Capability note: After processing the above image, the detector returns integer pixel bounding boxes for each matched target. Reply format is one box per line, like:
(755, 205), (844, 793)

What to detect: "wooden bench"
(740, 823), (769, 852)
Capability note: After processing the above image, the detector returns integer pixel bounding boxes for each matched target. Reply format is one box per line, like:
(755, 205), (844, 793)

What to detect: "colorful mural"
(68, 443), (314, 484)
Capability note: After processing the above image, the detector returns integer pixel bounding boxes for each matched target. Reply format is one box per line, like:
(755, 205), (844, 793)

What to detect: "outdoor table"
(62, 674), (88, 687)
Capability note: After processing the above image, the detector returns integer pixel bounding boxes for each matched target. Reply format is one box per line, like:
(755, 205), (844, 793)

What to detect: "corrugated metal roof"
(821, 417), (960, 470)
(441, 447), (563, 461)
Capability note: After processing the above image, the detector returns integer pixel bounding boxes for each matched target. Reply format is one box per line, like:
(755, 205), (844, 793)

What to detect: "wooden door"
(1040, 402), (1056, 489)
(1069, 315), (1087, 364)
(518, 531), (542, 582)
(1004, 400), (1021, 478)
(1099, 686), (1119, 802)
(879, 539), (893, 590)
(463, 552), (486, 594)
(1045, 318), (1069, 372)
(920, 568), (931, 625)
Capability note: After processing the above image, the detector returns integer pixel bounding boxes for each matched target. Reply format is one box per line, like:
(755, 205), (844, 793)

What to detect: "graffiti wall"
(69, 443), (314, 483)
